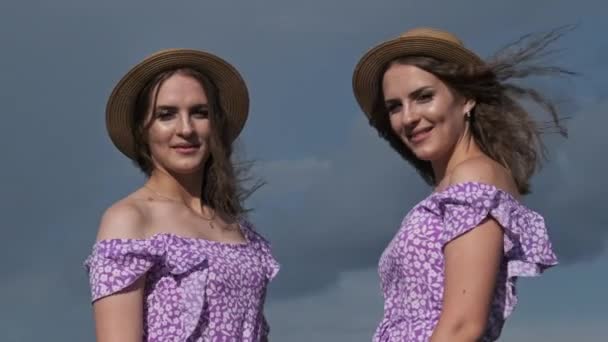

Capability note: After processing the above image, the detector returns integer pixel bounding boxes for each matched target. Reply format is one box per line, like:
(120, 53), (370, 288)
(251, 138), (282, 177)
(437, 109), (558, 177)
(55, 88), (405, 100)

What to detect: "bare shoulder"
(448, 156), (518, 196)
(96, 197), (149, 241)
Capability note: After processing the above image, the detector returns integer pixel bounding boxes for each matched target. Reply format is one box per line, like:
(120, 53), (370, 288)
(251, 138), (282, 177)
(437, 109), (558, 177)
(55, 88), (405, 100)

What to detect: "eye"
(156, 110), (175, 121)
(192, 108), (209, 119)
(416, 92), (434, 103)
(385, 102), (401, 115)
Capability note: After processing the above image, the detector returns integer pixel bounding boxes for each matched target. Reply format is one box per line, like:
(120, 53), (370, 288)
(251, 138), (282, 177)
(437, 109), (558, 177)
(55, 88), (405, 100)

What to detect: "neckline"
(151, 231), (250, 247)
(431, 181), (520, 200)
(95, 221), (252, 248)
(431, 181), (515, 197)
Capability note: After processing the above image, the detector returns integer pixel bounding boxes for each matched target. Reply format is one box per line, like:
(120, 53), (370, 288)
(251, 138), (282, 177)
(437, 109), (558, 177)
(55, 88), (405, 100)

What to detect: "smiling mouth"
(407, 127), (433, 143)
(172, 144), (201, 153)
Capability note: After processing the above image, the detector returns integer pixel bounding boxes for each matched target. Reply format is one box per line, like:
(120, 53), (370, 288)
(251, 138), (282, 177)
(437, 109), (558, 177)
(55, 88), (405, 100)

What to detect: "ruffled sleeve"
(84, 234), (211, 340)
(240, 219), (280, 281)
(237, 219), (280, 341)
(84, 234), (209, 302)
(84, 238), (157, 302)
(430, 182), (558, 316)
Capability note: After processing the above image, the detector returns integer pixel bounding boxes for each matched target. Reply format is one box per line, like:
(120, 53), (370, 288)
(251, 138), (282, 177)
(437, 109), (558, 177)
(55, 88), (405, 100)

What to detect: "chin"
(170, 166), (203, 175)
(162, 158), (207, 175)
(410, 146), (442, 162)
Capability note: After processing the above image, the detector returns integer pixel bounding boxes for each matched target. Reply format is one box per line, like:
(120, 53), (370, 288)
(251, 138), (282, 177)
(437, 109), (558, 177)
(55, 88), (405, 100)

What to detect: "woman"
(352, 27), (569, 341)
(85, 49), (279, 341)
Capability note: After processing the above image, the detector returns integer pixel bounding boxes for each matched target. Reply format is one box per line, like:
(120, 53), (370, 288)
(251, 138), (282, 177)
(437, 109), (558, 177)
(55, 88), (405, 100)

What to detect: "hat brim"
(106, 49), (249, 159)
(352, 36), (483, 119)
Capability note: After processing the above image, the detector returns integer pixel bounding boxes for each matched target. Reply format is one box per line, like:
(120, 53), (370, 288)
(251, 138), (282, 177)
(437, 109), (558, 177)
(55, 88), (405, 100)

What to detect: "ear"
(463, 98), (476, 116)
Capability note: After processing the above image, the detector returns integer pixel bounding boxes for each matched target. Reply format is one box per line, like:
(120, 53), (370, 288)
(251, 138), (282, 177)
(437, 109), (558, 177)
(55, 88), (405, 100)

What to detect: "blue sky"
(0, 0), (606, 341)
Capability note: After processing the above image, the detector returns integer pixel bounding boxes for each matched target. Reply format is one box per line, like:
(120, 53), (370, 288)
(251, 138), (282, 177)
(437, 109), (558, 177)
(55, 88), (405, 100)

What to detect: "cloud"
(265, 265), (607, 342)
(501, 318), (606, 342)
(250, 96), (608, 299)
(0, 0), (606, 340)
(528, 99), (608, 262)
(248, 116), (427, 296)
(0, 263), (93, 341)
(254, 157), (332, 198)
(266, 268), (383, 342)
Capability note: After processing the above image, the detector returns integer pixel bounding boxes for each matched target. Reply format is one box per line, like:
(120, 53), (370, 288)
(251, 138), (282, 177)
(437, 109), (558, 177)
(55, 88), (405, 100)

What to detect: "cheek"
(147, 124), (172, 144)
(147, 140), (166, 161)
(146, 127), (172, 159)
(388, 115), (401, 135)
(424, 102), (449, 123)
(197, 121), (212, 141)
(431, 115), (465, 153)
(444, 112), (465, 136)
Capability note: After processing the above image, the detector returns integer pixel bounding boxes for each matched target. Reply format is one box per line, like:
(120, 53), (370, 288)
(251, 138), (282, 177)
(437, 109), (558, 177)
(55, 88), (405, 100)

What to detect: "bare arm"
(430, 218), (503, 342)
(431, 160), (513, 342)
(92, 202), (147, 342)
(94, 278), (146, 341)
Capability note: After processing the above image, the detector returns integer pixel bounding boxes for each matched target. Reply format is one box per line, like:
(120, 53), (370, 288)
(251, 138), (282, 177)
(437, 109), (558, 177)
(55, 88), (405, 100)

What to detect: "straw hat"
(106, 49), (249, 159)
(352, 27), (484, 119)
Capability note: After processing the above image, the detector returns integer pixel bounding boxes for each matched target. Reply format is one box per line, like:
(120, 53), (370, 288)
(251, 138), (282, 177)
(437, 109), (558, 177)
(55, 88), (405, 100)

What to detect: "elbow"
(432, 319), (487, 342)
(456, 321), (487, 341)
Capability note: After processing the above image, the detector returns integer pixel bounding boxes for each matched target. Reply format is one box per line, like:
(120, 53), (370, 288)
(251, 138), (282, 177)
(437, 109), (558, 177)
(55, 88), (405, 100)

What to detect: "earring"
(465, 111), (471, 120)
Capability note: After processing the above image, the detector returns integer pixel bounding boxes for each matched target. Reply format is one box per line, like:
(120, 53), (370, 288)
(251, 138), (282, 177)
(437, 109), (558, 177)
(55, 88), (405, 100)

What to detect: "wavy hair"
(370, 26), (575, 194)
(131, 68), (260, 218)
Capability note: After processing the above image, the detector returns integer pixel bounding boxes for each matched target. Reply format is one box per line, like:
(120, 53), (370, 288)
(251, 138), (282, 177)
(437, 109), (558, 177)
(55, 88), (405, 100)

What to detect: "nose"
(177, 113), (194, 136)
(398, 105), (419, 128)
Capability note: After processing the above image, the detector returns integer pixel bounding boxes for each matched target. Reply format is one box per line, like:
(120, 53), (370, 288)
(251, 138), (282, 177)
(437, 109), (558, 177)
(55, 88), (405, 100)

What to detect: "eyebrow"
(383, 98), (400, 108)
(384, 86), (434, 106)
(409, 86), (433, 99)
(155, 104), (209, 111)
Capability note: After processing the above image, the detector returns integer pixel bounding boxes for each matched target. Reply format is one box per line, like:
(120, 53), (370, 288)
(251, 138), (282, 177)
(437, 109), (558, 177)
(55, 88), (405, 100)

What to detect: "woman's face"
(145, 73), (211, 175)
(382, 63), (474, 162)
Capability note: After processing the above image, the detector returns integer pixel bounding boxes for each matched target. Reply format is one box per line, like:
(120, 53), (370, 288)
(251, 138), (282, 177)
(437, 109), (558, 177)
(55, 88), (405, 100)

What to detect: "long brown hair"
(370, 27), (575, 194)
(131, 68), (260, 218)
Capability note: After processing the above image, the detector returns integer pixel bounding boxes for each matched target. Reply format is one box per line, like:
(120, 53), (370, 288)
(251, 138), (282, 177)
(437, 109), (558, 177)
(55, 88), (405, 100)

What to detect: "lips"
(173, 144), (200, 148)
(172, 143), (201, 153)
(407, 126), (433, 143)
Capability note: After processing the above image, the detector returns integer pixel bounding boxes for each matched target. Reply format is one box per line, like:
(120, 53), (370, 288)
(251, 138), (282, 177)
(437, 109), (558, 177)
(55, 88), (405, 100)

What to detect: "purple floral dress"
(85, 219), (279, 342)
(374, 182), (558, 342)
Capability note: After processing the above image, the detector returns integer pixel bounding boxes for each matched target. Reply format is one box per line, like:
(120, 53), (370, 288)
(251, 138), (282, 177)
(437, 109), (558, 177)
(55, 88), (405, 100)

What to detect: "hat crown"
(399, 27), (464, 46)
